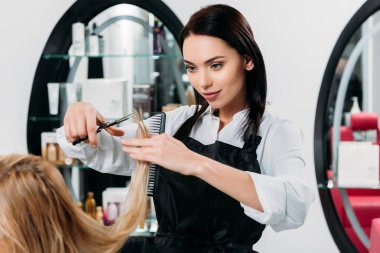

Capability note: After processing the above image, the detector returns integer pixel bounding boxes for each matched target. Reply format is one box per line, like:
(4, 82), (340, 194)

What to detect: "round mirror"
(315, 0), (380, 252)
(27, 0), (185, 205)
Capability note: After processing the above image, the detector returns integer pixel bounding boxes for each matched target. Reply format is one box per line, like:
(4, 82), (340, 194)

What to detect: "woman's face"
(183, 34), (253, 112)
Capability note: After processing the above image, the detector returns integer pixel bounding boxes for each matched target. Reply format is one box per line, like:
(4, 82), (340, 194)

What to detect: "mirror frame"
(27, 0), (184, 154)
(315, 0), (380, 252)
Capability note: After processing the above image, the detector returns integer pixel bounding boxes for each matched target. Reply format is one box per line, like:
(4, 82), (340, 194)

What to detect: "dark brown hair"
(174, 4), (267, 142)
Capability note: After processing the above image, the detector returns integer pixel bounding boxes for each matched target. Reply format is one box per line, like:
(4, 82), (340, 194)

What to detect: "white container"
(65, 83), (78, 105)
(47, 83), (60, 115)
(102, 187), (129, 220)
(72, 22), (85, 56)
(338, 142), (379, 186)
(41, 132), (57, 160)
(81, 79), (130, 119)
(98, 34), (105, 55)
(88, 34), (99, 56)
(350, 96), (361, 114)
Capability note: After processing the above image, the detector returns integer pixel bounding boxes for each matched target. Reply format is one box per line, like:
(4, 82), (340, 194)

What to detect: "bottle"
(153, 21), (162, 54)
(85, 192), (96, 218)
(72, 22), (85, 56)
(159, 23), (166, 53)
(344, 96), (362, 126)
(84, 25), (90, 54)
(350, 96), (361, 114)
(350, 96), (364, 140)
(98, 34), (105, 55)
(88, 23), (99, 56)
(107, 203), (118, 225)
(96, 206), (104, 225)
(46, 142), (58, 162)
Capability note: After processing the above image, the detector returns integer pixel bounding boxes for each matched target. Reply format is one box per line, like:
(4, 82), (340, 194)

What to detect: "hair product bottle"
(107, 203), (118, 225)
(85, 192), (96, 218)
(46, 142), (58, 162)
(96, 206), (104, 225)
(72, 22), (85, 56)
(88, 23), (99, 56)
(153, 21), (162, 54)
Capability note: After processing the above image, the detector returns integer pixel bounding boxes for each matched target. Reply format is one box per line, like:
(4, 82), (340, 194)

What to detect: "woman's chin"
(207, 101), (223, 109)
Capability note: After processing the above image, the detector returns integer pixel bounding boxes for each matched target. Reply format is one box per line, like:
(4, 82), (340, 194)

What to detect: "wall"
(0, 0), (75, 153)
(0, 0), (367, 252)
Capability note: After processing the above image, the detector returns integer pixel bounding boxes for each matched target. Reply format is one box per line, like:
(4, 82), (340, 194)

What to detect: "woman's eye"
(185, 66), (196, 73)
(211, 63), (222, 70)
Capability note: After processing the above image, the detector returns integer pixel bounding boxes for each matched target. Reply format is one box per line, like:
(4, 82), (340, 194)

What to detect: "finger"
(96, 111), (107, 125)
(122, 146), (142, 154)
(121, 138), (155, 147)
(105, 126), (125, 137)
(69, 112), (79, 142)
(125, 149), (158, 163)
(76, 111), (89, 138)
(122, 145), (154, 154)
(129, 152), (150, 162)
(86, 110), (98, 147)
(64, 114), (72, 143)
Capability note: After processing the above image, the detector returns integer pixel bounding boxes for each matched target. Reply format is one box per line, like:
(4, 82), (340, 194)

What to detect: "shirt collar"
(201, 105), (249, 119)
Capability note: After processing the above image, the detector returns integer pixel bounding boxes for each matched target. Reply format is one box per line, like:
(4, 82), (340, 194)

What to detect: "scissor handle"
(72, 122), (110, 146)
(71, 113), (132, 146)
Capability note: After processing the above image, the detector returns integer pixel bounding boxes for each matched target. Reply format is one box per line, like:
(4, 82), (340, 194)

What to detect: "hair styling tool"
(146, 112), (166, 197)
(72, 114), (133, 146)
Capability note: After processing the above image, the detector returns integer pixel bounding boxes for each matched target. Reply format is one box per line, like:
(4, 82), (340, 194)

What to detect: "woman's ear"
(245, 56), (254, 71)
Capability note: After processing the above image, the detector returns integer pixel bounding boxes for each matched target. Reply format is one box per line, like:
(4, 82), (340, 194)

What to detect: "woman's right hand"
(63, 102), (124, 147)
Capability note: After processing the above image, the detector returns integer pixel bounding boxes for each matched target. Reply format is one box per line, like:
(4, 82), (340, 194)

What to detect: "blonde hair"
(0, 112), (151, 253)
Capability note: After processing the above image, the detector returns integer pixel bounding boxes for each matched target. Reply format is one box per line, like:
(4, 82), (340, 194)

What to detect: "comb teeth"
(146, 112), (166, 197)
(149, 114), (165, 135)
(146, 163), (157, 196)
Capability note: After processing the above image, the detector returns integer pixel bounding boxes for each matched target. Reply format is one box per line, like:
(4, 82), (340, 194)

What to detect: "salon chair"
(369, 218), (380, 253)
(328, 113), (380, 253)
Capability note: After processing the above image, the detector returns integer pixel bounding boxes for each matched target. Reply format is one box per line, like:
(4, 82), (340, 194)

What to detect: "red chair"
(328, 112), (380, 253)
(369, 218), (380, 253)
(349, 112), (380, 146)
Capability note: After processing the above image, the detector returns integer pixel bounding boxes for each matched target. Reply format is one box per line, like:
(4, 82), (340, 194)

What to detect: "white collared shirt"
(57, 105), (315, 231)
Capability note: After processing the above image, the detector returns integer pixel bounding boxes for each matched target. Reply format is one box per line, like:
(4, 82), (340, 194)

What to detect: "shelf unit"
(27, 0), (184, 215)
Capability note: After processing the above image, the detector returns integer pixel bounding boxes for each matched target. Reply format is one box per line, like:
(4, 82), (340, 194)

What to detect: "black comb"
(146, 112), (166, 197)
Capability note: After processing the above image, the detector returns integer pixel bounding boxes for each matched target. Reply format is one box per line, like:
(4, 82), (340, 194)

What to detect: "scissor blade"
(108, 113), (133, 127)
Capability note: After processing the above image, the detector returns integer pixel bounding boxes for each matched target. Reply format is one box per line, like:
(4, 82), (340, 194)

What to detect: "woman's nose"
(197, 70), (212, 89)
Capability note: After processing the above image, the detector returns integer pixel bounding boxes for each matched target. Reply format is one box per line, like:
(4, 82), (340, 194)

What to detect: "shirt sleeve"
(56, 122), (138, 176)
(56, 105), (197, 176)
(240, 121), (315, 231)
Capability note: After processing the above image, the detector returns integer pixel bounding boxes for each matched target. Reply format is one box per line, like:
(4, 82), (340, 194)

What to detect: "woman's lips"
(202, 90), (221, 101)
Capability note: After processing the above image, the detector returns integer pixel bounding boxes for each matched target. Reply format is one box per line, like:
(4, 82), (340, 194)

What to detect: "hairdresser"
(58, 4), (315, 252)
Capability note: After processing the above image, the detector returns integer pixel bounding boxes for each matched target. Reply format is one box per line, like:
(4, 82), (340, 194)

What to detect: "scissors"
(72, 113), (133, 146)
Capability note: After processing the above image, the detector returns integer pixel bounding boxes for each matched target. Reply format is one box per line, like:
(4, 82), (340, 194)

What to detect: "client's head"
(0, 154), (117, 253)
(0, 112), (151, 253)
(0, 154), (76, 252)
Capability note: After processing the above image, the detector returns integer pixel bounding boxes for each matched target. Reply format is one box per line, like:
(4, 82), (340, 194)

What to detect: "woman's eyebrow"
(184, 56), (226, 65)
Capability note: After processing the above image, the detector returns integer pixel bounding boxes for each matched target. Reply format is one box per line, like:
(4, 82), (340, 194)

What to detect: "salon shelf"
(43, 53), (180, 60)
(318, 179), (380, 189)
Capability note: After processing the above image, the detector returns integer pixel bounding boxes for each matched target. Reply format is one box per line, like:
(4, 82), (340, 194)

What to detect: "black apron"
(143, 135), (265, 253)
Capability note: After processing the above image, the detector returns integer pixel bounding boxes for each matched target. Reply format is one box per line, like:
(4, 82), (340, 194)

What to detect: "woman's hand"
(121, 134), (204, 176)
(64, 102), (124, 147)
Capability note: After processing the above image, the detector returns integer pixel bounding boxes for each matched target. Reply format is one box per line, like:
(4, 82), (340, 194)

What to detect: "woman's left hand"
(121, 134), (203, 176)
